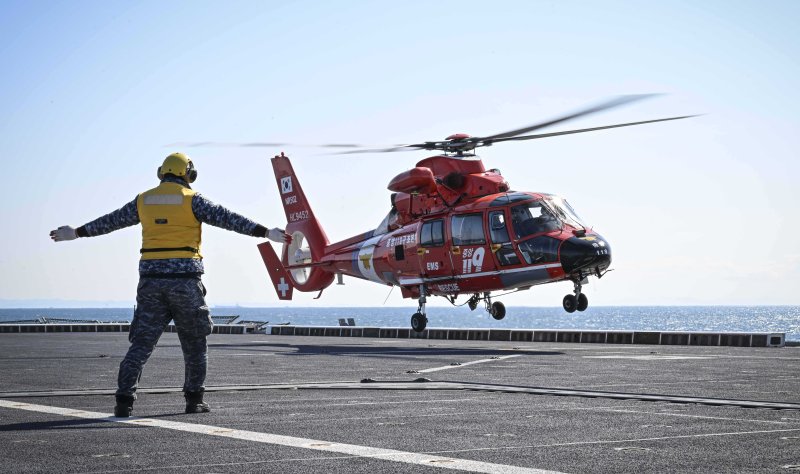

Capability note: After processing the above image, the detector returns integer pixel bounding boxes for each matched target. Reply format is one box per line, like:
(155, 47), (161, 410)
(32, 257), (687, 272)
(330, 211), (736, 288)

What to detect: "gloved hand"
(268, 228), (292, 244)
(50, 226), (78, 242)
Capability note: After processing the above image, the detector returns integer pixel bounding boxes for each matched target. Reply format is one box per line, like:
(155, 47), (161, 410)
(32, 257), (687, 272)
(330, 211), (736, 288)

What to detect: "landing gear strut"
(562, 280), (589, 313)
(467, 292), (506, 320)
(414, 290), (509, 331)
(411, 285), (429, 332)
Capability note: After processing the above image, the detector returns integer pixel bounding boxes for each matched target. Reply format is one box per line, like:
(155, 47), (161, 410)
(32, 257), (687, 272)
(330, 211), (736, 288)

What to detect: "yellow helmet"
(157, 152), (197, 183)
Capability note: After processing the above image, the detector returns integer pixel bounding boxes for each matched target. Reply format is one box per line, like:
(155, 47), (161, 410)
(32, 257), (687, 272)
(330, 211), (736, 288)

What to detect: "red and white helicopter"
(249, 95), (694, 331)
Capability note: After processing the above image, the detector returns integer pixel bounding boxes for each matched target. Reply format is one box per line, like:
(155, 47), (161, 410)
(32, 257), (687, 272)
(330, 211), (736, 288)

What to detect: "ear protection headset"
(184, 160), (198, 183)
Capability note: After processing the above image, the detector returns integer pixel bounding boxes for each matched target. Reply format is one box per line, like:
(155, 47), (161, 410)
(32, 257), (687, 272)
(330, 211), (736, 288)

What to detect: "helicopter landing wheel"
(490, 301), (506, 320)
(562, 294), (577, 313)
(577, 293), (588, 312)
(411, 312), (428, 332)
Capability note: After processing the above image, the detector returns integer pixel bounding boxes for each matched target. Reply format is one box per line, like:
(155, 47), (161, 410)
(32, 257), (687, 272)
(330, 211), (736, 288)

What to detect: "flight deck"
(1, 331), (798, 473)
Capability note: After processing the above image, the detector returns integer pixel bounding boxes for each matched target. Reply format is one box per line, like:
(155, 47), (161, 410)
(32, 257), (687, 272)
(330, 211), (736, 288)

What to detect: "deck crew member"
(50, 152), (289, 417)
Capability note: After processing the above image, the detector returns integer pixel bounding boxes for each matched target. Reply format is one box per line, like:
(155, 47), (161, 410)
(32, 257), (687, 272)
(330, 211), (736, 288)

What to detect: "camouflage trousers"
(116, 277), (213, 398)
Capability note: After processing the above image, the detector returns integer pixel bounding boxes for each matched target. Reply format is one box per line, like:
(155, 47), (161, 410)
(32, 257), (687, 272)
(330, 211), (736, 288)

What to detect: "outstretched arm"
(192, 194), (290, 243)
(50, 198), (140, 242)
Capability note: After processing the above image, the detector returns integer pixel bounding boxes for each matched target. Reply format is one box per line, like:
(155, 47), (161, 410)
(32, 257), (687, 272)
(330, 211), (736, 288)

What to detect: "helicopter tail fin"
(268, 152), (335, 293)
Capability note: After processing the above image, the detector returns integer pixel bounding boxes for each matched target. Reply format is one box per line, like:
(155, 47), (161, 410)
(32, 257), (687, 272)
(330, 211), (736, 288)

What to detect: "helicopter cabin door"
(449, 213), (502, 293)
(416, 218), (456, 291)
(487, 209), (522, 268)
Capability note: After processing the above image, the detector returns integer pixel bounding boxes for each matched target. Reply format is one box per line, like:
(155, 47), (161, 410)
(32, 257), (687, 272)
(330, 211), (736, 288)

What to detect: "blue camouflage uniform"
(76, 176), (268, 399)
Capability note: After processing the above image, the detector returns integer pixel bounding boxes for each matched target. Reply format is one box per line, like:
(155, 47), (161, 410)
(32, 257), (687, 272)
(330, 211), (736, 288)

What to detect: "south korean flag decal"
(281, 176), (293, 194)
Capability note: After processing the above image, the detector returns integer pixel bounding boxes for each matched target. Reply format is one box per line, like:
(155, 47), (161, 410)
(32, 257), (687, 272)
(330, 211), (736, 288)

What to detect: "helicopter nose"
(559, 235), (612, 275)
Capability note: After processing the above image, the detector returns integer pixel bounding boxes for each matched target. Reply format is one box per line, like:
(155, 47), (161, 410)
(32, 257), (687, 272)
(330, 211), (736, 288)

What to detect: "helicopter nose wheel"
(411, 312), (428, 332)
(563, 280), (589, 313)
(562, 295), (577, 313)
(576, 293), (588, 312)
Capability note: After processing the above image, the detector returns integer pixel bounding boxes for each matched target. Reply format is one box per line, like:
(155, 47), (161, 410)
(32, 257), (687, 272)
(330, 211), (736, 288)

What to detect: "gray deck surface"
(1, 332), (799, 473)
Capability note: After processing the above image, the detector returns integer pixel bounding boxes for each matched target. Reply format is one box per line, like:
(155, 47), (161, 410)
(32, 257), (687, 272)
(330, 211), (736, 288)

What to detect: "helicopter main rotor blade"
(489, 114), (700, 144)
(336, 144), (428, 154)
(165, 94), (694, 155)
(163, 141), (367, 149)
(164, 142), (288, 148)
(328, 114), (697, 154)
(478, 94), (661, 143)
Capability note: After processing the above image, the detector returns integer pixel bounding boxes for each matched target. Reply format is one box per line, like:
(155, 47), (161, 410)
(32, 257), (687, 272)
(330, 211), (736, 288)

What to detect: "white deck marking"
(583, 355), (715, 360)
(419, 354), (521, 373)
(420, 427), (800, 458)
(0, 399), (564, 474)
(584, 407), (794, 425)
(328, 398), (477, 407)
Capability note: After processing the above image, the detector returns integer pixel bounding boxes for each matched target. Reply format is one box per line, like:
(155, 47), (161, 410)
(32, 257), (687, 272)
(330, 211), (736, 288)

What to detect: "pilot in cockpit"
(512, 203), (559, 238)
(510, 205), (531, 238)
(538, 206), (556, 224)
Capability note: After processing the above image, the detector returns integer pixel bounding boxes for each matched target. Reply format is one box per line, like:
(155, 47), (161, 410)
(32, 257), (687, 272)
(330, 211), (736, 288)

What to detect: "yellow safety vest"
(137, 182), (202, 260)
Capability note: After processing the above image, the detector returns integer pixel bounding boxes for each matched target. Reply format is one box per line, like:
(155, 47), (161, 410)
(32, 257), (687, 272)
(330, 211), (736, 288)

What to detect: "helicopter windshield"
(510, 201), (561, 239)
(544, 195), (587, 230)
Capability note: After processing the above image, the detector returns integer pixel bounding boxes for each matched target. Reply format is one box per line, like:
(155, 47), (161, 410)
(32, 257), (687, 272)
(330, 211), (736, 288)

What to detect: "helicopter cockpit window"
(510, 201), (561, 239)
(518, 236), (560, 265)
(451, 214), (486, 246)
(420, 220), (444, 247)
(488, 211), (510, 244)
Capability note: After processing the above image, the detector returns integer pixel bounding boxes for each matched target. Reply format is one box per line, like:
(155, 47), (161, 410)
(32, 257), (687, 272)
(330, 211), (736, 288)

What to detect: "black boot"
(114, 395), (135, 418)
(184, 390), (210, 414)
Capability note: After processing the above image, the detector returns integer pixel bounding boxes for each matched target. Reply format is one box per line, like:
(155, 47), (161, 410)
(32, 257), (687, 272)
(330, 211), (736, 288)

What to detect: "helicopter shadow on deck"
(208, 342), (563, 361)
(0, 418), (123, 433)
(0, 410), (214, 434)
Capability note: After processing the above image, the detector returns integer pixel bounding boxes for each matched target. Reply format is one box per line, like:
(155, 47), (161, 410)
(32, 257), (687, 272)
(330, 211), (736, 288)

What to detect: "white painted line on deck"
(583, 355), (715, 360)
(0, 399), (563, 474)
(419, 354), (522, 373)
(518, 427), (800, 449)
(422, 427), (800, 458)
(327, 397), (477, 407)
(584, 407), (793, 425)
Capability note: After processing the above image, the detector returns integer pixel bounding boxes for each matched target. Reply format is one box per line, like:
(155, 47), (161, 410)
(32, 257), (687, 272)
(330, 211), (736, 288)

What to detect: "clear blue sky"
(1, 0), (798, 307)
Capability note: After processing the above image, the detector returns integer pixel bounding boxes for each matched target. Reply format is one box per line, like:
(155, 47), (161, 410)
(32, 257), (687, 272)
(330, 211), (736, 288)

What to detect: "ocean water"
(1, 306), (798, 341)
